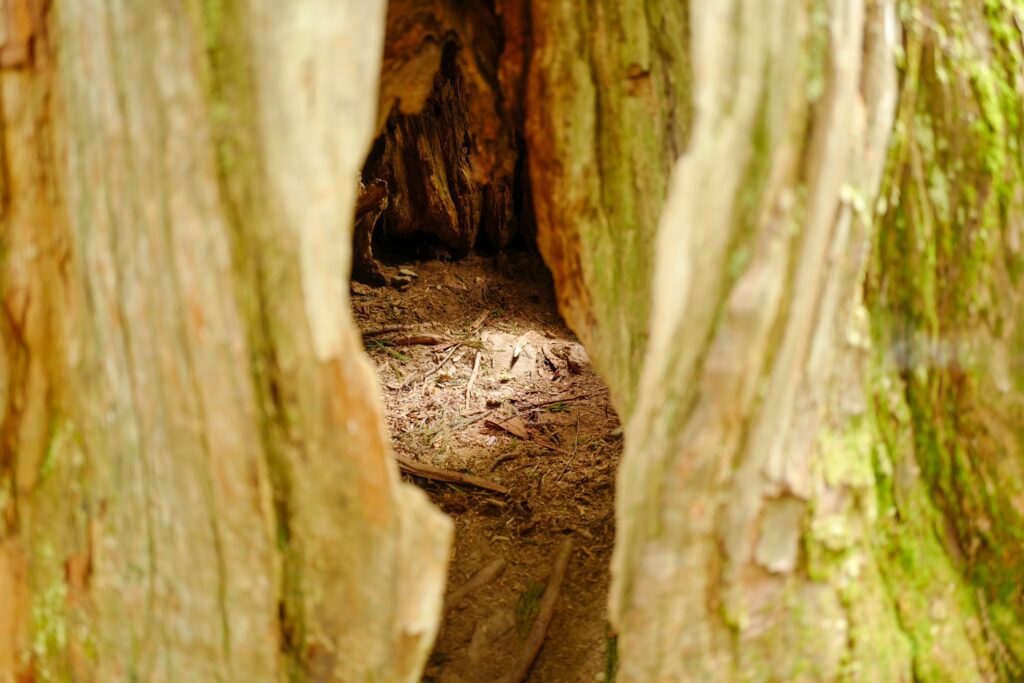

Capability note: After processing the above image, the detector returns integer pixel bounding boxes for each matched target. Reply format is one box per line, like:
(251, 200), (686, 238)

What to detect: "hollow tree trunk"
(1, 2), (449, 682)
(2, 1), (1023, 682)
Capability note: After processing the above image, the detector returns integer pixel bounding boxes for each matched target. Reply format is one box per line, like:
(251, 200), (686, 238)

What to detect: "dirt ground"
(351, 250), (621, 683)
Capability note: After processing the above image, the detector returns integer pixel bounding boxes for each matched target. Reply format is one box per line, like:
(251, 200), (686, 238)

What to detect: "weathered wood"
(362, 0), (525, 254)
(3, 1), (1024, 682)
(352, 178), (390, 286)
(525, 0), (692, 414)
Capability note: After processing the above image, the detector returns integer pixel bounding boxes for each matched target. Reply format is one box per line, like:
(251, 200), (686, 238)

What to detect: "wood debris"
(395, 454), (509, 495)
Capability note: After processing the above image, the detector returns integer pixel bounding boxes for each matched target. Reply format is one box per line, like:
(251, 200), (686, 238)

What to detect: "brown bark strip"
(484, 418), (572, 456)
(395, 454), (509, 495)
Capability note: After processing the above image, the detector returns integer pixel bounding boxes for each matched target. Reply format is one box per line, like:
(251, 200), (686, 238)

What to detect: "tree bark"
(1, 1), (450, 682)
(522, 0), (1023, 679)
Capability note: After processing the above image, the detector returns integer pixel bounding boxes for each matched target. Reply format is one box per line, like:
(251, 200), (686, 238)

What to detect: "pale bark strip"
(0, 0), (452, 681)
(610, 1), (913, 679)
(53, 2), (281, 679)
(246, 1), (453, 680)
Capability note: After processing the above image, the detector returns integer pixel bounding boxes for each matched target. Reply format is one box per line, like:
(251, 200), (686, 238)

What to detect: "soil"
(351, 250), (621, 683)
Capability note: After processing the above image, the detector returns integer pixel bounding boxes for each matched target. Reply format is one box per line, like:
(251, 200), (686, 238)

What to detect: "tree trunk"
(529, 0), (1022, 679)
(2, 1), (1023, 682)
(1, 2), (450, 682)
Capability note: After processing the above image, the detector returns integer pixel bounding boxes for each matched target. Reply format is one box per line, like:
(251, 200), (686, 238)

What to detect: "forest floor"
(352, 250), (621, 683)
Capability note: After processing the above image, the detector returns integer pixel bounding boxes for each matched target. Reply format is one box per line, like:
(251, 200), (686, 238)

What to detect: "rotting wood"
(395, 454), (509, 495)
(446, 558), (508, 610)
(351, 178), (390, 286)
(497, 537), (574, 683)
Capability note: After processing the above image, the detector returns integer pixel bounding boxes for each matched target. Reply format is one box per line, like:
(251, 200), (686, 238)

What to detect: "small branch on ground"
(389, 334), (448, 346)
(497, 537), (574, 683)
(395, 454), (509, 495)
(447, 558), (507, 610)
(489, 452), (517, 471)
(468, 309), (490, 332)
(465, 351), (481, 408)
(485, 418), (573, 456)
(514, 392), (607, 411)
(361, 323), (422, 337)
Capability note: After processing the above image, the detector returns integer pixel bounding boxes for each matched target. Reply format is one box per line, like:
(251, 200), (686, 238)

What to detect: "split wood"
(395, 454), (508, 495)
(497, 537), (574, 683)
(446, 558), (507, 610)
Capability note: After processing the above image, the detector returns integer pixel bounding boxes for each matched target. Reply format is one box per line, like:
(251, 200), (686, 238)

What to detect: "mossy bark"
(524, 0), (692, 416)
(555, 0), (1024, 680)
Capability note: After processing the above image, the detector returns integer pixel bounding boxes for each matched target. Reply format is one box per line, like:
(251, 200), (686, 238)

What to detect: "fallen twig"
(389, 334), (448, 346)
(395, 454), (509, 495)
(515, 392), (604, 411)
(498, 538), (574, 683)
(361, 323), (421, 337)
(468, 309), (490, 332)
(485, 418), (573, 456)
(465, 351), (481, 409)
(447, 558), (507, 610)
(489, 453), (517, 471)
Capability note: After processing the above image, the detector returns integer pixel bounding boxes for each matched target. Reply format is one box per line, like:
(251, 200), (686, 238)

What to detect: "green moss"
(30, 566), (68, 683)
(604, 630), (619, 682)
(514, 581), (545, 638)
(866, 3), (1024, 676)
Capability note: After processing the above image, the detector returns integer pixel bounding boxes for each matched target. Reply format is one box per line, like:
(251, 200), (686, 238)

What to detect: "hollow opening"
(351, 4), (622, 680)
